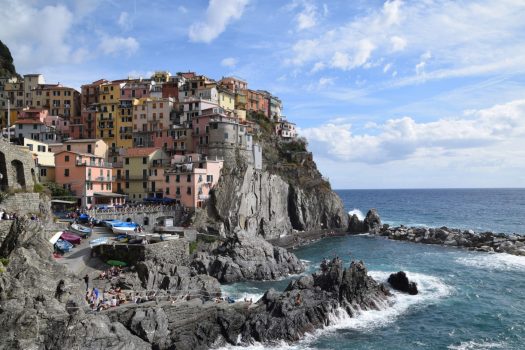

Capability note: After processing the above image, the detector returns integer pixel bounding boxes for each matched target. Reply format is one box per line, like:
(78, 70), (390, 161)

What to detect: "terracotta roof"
(15, 119), (44, 125)
(64, 139), (100, 143)
(125, 147), (159, 157)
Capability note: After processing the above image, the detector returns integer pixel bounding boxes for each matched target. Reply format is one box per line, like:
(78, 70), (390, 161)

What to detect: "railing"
(76, 161), (113, 168)
(95, 176), (112, 182)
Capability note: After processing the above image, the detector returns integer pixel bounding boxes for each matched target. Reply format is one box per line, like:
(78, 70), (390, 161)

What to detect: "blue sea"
(221, 189), (525, 350)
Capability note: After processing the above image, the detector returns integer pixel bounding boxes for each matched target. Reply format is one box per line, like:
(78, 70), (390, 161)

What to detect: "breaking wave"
(455, 252), (525, 271)
(348, 208), (365, 221)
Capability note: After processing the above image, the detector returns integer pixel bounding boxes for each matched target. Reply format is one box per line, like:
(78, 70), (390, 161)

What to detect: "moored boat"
(60, 232), (81, 245)
(89, 237), (110, 248)
(111, 222), (139, 234)
(70, 223), (92, 238)
(55, 239), (73, 253)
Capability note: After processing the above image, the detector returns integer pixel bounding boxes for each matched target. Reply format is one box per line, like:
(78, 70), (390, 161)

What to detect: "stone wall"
(93, 239), (189, 266)
(0, 139), (38, 191)
(0, 193), (49, 217)
(85, 208), (185, 231)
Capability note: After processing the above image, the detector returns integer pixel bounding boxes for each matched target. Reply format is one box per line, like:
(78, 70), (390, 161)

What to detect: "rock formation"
(191, 232), (305, 283)
(349, 209), (525, 256)
(0, 40), (18, 78)
(387, 271), (418, 295)
(192, 128), (348, 240)
(348, 209), (382, 234)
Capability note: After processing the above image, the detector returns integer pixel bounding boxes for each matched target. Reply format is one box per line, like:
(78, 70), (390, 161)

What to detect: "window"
(143, 157), (147, 164)
(224, 132), (229, 140)
(33, 124), (37, 130)
(165, 187), (170, 195)
(206, 175), (213, 183)
(125, 182), (129, 188)
(198, 175), (203, 183)
(187, 187), (192, 195)
(175, 175), (180, 183)
(176, 187), (180, 195)
(187, 174), (191, 182)
(18, 124), (22, 129)
(65, 155), (70, 162)
(40, 168), (47, 177)
(64, 169), (69, 176)
(143, 181), (147, 189)
(125, 158), (129, 165)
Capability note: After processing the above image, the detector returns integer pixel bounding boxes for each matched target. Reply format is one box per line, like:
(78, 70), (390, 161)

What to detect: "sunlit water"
(220, 189), (525, 349)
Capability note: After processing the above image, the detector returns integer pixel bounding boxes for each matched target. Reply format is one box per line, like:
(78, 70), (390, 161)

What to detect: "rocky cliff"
(194, 119), (348, 239)
(0, 211), (395, 350)
(0, 40), (18, 78)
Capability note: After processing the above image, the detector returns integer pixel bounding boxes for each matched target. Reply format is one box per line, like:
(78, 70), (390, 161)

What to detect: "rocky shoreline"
(349, 209), (525, 256)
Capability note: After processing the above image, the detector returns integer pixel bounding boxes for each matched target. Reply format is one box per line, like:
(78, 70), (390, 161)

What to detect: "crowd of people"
(0, 210), (18, 221)
(96, 266), (124, 280)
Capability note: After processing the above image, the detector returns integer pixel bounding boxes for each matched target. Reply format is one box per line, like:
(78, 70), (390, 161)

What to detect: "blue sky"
(2, 0), (525, 189)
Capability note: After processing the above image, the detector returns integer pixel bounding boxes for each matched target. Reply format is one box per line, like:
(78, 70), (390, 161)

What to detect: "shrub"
(0, 258), (9, 266)
(189, 241), (198, 254)
(33, 183), (44, 193)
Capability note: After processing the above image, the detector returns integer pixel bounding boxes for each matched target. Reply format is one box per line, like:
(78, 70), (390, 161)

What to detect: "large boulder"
(387, 271), (418, 295)
(364, 209), (382, 234)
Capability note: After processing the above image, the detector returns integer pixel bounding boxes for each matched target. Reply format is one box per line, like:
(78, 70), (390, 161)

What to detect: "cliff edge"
(194, 113), (348, 239)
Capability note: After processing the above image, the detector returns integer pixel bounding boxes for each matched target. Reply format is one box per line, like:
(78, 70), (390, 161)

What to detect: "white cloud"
(188, 0), (249, 43)
(286, 0), (525, 84)
(117, 12), (132, 31)
(296, 2), (317, 30)
(300, 99), (525, 165)
(319, 77), (335, 86)
(178, 6), (188, 14)
(390, 36), (407, 52)
(221, 57), (238, 68)
(0, 2), (75, 70)
(98, 36), (139, 56)
(383, 63), (392, 73)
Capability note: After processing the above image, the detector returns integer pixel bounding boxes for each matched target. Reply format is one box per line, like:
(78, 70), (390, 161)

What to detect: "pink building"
(165, 154), (223, 208)
(45, 115), (69, 135)
(54, 150), (125, 208)
(121, 80), (152, 100)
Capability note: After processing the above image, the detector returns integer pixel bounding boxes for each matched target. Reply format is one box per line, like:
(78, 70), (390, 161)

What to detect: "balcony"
(95, 176), (112, 182)
(124, 175), (149, 181)
(76, 161), (113, 168)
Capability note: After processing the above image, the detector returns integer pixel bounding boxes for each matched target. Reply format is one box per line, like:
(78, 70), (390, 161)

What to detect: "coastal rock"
(387, 271), (419, 295)
(348, 214), (366, 233)
(191, 232), (305, 283)
(364, 209), (382, 233)
(195, 164), (348, 240)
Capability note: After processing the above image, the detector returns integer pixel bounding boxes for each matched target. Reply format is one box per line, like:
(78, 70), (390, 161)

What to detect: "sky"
(1, 0), (525, 189)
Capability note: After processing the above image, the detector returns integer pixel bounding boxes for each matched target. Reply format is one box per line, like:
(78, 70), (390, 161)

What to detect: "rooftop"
(125, 147), (159, 157)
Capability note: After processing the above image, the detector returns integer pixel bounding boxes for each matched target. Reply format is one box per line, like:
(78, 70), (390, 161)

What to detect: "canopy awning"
(51, 199), (77, 204)
(93, 192), (127, 198)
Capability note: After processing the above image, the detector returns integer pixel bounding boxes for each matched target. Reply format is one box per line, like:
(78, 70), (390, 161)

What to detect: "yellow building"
(23, 138), (55, 183)
(123, 147), (170, 201)
(96, 81), (125, 151)
(116, 98), (133, 150)
(32, 84), (80, 118)
(218, 87), (235, 112)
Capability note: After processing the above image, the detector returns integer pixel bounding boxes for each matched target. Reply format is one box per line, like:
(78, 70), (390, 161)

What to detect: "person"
(83, 274), (89, 291)
(295, 293), (302, 306)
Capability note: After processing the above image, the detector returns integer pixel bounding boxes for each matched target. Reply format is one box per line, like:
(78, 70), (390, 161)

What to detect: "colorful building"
(23, 138), (55, 183)
(54, 139), (109, 159)
(32, 84), (80, 118)
(54, 150), (123, 208)
(132, 97), (174, 148)
(122, 147), (170, 201)
(165, 154), (223, 208)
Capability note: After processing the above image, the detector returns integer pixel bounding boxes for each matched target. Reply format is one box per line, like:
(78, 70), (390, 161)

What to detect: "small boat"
(70, 223), (92, 237)
(78, 213), (90, 223)
(111, 222), (139, 235)
(89, 237), (109, 248)
(60, 232), (81, 245)
(106, 260), (127, 267)
(101, 219), (124, 228)
(55, 239), (73, 253)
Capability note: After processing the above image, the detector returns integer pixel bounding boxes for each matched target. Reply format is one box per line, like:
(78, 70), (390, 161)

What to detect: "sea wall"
(1, 193), (47, 217)
(86, 207), (187, 231)
(93, 239), (189, 266)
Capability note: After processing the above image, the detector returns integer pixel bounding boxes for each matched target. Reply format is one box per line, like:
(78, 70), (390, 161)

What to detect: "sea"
(221, 189), (525, 350)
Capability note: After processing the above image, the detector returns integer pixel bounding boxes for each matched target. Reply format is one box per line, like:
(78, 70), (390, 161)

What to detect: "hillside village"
(0, 71), (298, 210)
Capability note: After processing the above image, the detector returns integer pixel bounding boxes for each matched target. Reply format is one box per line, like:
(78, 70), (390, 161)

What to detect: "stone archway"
(0, 151), (7, 191)
(11, 159), (26, 189)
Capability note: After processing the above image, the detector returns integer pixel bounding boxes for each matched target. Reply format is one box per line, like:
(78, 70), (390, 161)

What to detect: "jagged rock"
(364, 209), (382, 233)
(387, 271), (418, 295)
(191, 233), (304, 283)
(348, 214), (366, 233)
(194, 165), (348, 239)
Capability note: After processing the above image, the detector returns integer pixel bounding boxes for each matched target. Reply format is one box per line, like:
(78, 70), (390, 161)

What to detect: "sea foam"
(218, 270), (452, 349)
(455, 252), (525, 271)
(348, 208), (365, 221)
